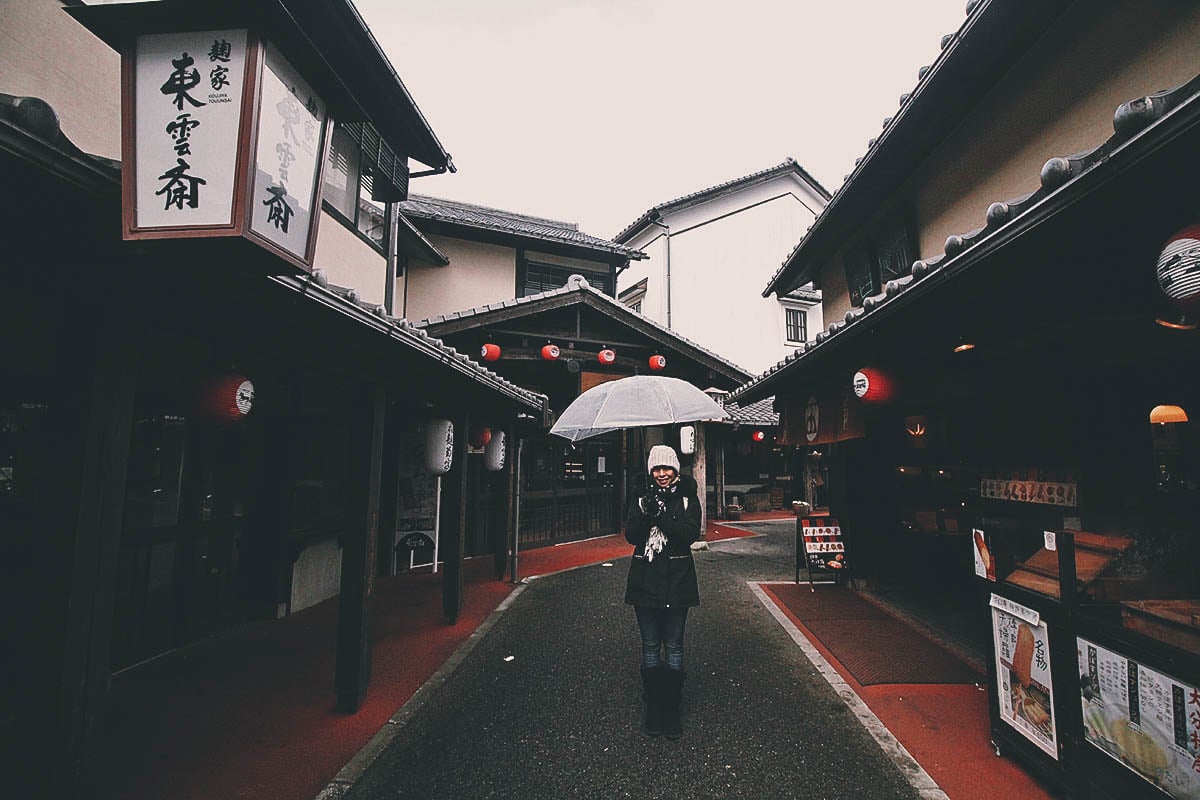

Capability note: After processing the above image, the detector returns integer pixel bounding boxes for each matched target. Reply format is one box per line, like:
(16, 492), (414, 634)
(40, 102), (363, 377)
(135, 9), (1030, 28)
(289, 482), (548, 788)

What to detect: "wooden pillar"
(714, 429), (727, 518)
(441, 410), (469, 623)
(693, 423), (708, 536)
(376, 400), (403, 579)
(495, 423), (516, 580)
(335, 384), (386, 713)
(51, 321), (137, 799)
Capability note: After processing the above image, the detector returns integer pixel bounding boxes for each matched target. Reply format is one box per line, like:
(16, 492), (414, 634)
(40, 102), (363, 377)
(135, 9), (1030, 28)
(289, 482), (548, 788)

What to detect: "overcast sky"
(353, 0), (969, 240)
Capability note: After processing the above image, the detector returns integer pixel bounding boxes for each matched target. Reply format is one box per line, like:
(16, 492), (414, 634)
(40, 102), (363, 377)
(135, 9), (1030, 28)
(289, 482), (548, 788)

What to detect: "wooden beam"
(441, 410), (469, 623)
(335, 383), (386, 713)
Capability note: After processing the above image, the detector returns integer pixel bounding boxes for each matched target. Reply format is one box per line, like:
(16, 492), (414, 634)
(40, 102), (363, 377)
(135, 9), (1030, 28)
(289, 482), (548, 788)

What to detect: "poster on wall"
(991, 594), (1058, 759)
(973, 529), (995, 581)
(1078, 637), (1200, 799)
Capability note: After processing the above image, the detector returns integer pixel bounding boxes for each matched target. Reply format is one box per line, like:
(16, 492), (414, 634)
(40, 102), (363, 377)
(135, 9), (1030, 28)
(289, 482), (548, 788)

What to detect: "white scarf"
(645, 526), (667, 561)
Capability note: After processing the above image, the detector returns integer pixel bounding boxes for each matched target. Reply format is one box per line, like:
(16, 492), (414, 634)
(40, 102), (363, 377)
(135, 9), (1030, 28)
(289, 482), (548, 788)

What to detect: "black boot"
(660, 668), (685, 740)
(641, 667), (666, 735)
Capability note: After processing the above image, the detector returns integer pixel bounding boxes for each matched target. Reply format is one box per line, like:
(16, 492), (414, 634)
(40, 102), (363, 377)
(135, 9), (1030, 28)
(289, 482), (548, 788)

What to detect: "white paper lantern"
(679, 425), (696, 455)
(484, 430), (507, 472)
(425, 419), (454, 475)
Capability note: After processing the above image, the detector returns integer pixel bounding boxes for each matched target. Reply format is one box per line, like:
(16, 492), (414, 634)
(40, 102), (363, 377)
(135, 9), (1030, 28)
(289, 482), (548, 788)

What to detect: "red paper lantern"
(480, 343), (501, 362)
(469, 425), (492, 447)
(648, 354), (667, 371)
(752, 430), (766, 442)
(852, 367), (893, 403)
(541, 344), (561, 360)
(196, 374), (254, 424)
(597, 349), (616, 365)
(1157, 224), (1200, 311)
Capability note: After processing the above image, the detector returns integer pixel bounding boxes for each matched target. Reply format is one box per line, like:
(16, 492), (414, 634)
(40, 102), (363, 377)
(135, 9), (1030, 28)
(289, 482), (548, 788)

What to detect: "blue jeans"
(635, 605), (688, 670)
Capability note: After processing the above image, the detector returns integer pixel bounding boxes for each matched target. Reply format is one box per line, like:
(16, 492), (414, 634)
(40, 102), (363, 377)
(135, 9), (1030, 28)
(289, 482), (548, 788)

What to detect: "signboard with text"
(799, 516), (847, 583)
(1078, 637), (1200, 799)
(991, 594), (1058, 759)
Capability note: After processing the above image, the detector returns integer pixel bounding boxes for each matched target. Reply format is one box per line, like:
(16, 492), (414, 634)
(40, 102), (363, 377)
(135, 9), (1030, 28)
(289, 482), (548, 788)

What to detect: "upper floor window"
(784, 307), (808, 344)
(843, 216), (917, 307)
(322, 123), (406, 255)
(619, 277), (648, 313)
(521, 261), (611, 297)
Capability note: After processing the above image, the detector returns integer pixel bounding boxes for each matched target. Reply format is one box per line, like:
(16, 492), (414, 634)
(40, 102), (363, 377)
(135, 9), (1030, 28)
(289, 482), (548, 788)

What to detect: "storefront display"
(1079, 636), (1200, 799)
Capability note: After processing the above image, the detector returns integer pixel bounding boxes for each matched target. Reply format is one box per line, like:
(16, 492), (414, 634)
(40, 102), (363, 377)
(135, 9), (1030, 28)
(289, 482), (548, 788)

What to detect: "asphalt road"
(339, 521), (923, 800)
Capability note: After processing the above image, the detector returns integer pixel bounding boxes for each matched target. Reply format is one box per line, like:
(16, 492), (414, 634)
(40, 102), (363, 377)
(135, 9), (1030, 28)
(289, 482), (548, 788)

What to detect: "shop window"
(784, 306), (808, 344)
(521, 260), (611, 297)
(321, 122), (397, 254)
(843, 216), (917, 307)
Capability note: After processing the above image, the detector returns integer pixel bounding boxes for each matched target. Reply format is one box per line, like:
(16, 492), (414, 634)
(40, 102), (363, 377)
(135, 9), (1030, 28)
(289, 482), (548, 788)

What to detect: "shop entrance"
(518, 434), (620, 548)
(112, 395), (263, 670)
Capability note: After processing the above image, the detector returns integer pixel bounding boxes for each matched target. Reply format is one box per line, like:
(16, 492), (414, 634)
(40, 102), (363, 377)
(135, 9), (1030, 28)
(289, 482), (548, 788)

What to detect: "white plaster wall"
(289, 538), (342, 613)
(0, 0), (121, 158)
(616, 173), (822, 374)
(403, 235), (516, 321)
(312, 211), (388, 306)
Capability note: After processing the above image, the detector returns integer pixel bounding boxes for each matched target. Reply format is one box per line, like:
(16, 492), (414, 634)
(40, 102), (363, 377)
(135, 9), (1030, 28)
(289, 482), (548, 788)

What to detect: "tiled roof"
(293, 272), (547, 411)
(414, 274), (751, 384)
(721, 396), (778, 426)
(613, 157), (831, 244)
(762, 1), (1070, 298)
(732, 72), (1200, 404)
(782, 286), (821, 303)
(400, 195), (645, 260)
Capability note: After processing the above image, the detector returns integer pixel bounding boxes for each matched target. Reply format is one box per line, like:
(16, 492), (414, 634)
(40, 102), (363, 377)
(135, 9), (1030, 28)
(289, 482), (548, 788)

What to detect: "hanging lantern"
(425, 419), (454, 475)
(480, 343), (502, 362)
(752, 430), (766, 442)
(648, 354), (667, 371)
(1156, 224), (1200, 311)
(852, 367), (894, 403)
(679, 425), (696, 455)
(469, 425), (492, 448)
(541, 344), (561, 360)
(195, 374), (254, 424)
(484, 430), (507, 471)
(598, 349), (616, 365)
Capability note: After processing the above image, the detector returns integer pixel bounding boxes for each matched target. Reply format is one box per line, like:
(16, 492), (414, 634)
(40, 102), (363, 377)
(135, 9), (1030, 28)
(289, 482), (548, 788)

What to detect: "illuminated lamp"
(469, 425), (493, 447)
(752, 430), (766, 442)
(425, 419), (454, 475)
(541, 344), (561, 360)
(598, 349), (616, 365)
(484, 430), (506, 471)
(852, 367), (894, 403)
(648, 354), (667, 371)
(953, 341), (976, 353)
(1150, 405), (1189, 424)
(196, 374), (254, 423)
(480, 343), (502, 362)
(1157, 224), (1200, 313)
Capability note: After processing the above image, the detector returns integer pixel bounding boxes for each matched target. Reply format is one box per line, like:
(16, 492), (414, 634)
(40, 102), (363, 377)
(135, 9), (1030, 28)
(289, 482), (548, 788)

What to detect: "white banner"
(134, 30), (247, 229)
(248, 42), (326, 259)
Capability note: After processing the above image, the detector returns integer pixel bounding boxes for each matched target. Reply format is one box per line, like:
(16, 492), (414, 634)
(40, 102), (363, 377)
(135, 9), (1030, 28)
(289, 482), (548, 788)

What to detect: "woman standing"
(624, 444), (701, 739)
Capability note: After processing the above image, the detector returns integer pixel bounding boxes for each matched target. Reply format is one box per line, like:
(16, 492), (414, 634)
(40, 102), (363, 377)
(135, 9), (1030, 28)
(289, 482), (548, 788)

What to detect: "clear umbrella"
(549, 375), (729, 442)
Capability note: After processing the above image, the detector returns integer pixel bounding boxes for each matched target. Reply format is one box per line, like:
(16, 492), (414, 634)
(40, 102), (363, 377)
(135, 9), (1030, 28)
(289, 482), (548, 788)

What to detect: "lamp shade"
(484, 430), (506, 471)
(195, 374), (254, 423)
(541, 344), (560, 360)
(597, 349), (616, 365)
(469, 425), (492, 447)
(852, 367), (894, 403)
(480, 343), (501, 362)
(1157, 225), (1200, 311)
(752, 430), (766, 442)
(425, 419), (454, 474)
(1150, 405), (1189, 424)
(648, 354), (667, 371)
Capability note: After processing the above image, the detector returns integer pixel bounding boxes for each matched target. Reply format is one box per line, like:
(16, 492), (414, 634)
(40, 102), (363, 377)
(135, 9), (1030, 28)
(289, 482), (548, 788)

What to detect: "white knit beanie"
(647, 445), (680, 474)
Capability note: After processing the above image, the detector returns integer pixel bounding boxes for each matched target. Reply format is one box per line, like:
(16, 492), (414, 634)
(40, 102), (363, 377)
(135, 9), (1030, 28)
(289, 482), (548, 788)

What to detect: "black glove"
(638, 493), (666, 517)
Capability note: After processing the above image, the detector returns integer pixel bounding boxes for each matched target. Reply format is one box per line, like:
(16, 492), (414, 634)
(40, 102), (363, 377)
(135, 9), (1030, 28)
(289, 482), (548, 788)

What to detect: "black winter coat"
(623, 474), (701, 608)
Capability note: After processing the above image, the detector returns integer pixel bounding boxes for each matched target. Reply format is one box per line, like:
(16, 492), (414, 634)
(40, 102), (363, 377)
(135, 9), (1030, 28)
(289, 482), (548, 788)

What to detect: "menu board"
(1078, 637), (1200, 799)
(800, 518), (846, 572)
(991, 594), (1058, 759)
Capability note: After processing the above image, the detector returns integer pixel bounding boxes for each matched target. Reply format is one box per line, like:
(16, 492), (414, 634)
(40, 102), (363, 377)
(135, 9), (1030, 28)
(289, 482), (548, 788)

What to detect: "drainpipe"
(648, 218), (672, 328)
(384, 202), (399, 316)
